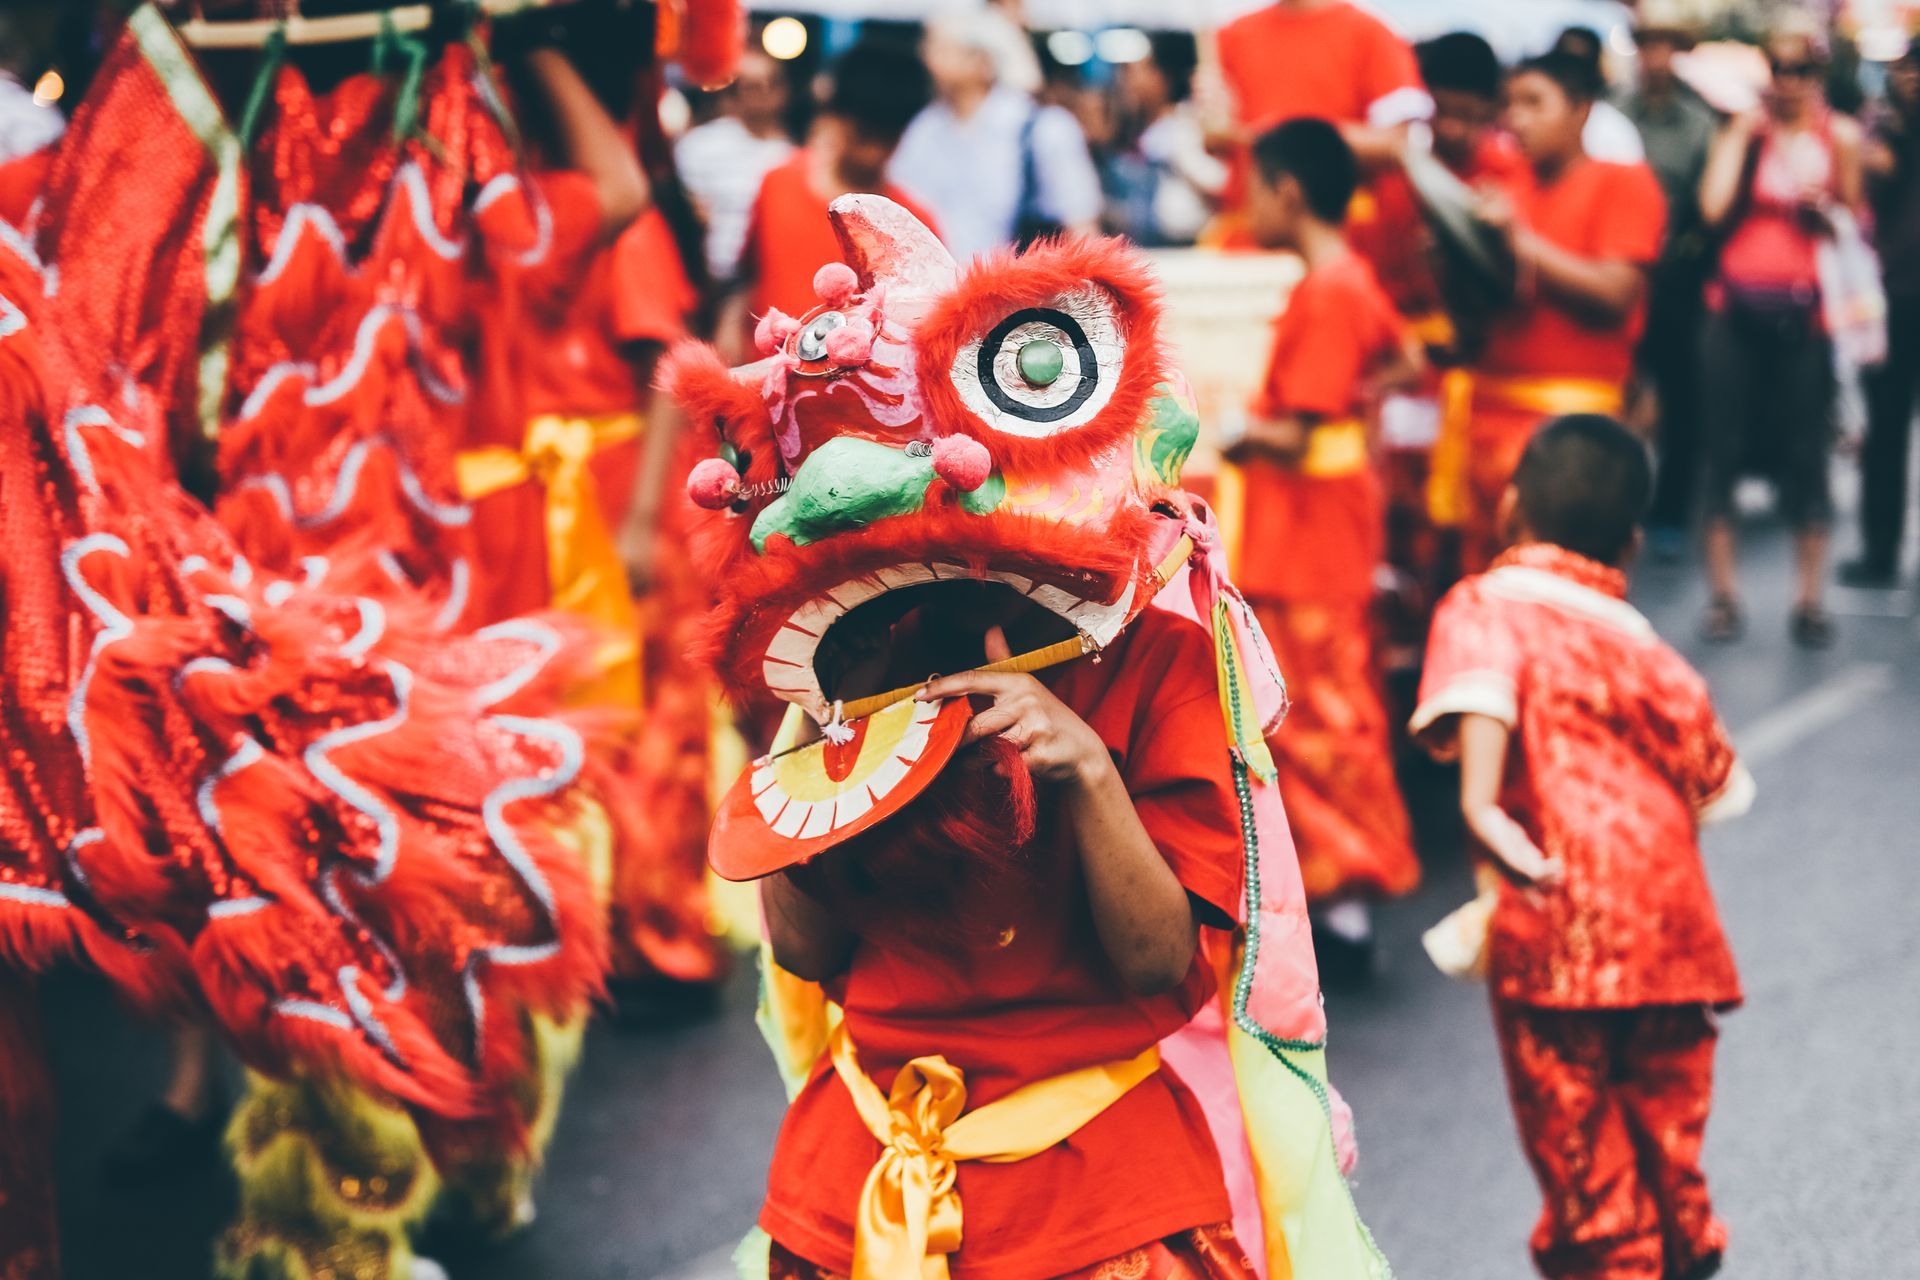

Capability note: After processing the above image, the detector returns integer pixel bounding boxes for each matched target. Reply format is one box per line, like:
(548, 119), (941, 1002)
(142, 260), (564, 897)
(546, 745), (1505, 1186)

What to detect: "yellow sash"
(1298, 419), (1369, 479)
(1428, 376), (1624, 527)
(1470, 374), (1624, 419)
(457, 411), (644, 699)
(829, 1022), (1159, 1280)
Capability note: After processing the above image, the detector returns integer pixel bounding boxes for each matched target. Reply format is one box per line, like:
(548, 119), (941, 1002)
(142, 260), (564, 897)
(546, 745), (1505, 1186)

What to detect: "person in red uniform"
(1412, 416), (1751, 1280)
(726, 41), (937, 357)
(1215, 0), (1430, 173)
(1211, 0), (1431, 248)
(759, 609), (1258, 1277)
(1456, 52), (1666, 572)
(1227, 119), (1422, 969)
(464, 38), (722, 993)
(1357, 32), (1531, 681)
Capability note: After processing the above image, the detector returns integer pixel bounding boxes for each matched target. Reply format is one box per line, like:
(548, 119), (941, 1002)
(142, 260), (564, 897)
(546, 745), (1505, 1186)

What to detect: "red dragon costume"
(0, 7), (714, 1275)
(666, 196), (1392, 1279)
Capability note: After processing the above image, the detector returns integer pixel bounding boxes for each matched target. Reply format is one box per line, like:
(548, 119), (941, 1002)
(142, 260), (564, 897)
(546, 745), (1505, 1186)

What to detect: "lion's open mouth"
(762, 563), (1137, 722)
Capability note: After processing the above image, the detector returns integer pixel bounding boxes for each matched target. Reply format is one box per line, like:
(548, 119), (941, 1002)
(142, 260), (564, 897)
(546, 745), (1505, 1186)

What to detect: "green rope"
(236, 24), (288, 150)
(371, 12), (430, 144)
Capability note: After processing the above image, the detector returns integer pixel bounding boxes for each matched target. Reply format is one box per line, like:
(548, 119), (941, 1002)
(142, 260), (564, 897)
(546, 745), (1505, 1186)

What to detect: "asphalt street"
(40, 500), (1920, 1280)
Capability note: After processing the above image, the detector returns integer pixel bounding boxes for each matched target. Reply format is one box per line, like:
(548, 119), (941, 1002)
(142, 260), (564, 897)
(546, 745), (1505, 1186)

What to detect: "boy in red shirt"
(1458, 53), (1666, 571)
(729, 42), (937, 352)
(1227, 118), (1422, 961)
(1413, 415), (1751, 1280)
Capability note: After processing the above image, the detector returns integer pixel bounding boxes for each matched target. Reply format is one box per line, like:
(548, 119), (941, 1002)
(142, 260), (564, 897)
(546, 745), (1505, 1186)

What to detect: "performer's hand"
(919, 627), (1112, 787)
(1464, 803), (1563, 886)
(1241, 416), (1307, 466)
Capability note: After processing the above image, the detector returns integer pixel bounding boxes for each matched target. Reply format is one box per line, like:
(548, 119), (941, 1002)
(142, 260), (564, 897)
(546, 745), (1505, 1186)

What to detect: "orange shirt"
(761, 609), (1244, 1278)
(1218, 1), (1425, 135)
(1216, 2), (1426, 211)
(742, 150), (942, 323)
(514, 170), (696, 419)
(1238, 249), (1404, 603)
(1478, 159), (1667, 387)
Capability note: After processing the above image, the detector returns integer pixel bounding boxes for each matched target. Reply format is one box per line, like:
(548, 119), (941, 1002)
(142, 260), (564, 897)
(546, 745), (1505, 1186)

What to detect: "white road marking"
(654, 1243), (739, 1280)
(1735, 663), (1896, 765)
(1827, 586), (1917, 619)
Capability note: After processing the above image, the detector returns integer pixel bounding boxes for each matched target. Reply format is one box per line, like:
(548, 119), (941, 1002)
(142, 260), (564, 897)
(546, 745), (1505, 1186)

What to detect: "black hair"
(824, 40), (933, 143)
(1513, 415), (1652, 564)
(1512, 50), (1602, 104)
(1149, 30), (1200, 103)
(1553, 25), (1604, 66)
(1250, 117), (1357, 222)
(1418, 31), (1502, 101)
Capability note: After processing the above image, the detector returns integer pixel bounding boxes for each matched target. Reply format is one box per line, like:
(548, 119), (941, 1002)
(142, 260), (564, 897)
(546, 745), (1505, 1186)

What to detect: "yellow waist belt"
(1429, 377), (1624, 526)
(458, 411), (644, 694)
(829, 1021), (1159, 1280)
(1471, 375), (1624, 419)
(1299, 419), (1369, 479)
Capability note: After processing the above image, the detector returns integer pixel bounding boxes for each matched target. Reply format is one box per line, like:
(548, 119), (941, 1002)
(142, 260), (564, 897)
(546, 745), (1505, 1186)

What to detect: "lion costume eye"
(949, 285), (1124, 437)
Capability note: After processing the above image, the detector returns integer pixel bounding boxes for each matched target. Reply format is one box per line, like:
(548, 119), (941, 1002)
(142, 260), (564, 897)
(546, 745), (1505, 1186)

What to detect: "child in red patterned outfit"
(1411, 415), (1753, 1280)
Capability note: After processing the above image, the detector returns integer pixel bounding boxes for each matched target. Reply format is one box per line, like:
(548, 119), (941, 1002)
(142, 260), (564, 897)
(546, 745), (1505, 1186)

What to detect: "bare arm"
(1339, 119), (1414, 173)
(762, 868), (857, 981)
(1456, 713), (1559, 883)
(616, 376), (679, 594)
(1223, 410), (1317, 466)
(523, 47), (650, 236)
(1516, 231), (1650, 326)
(1830, 113), (1866, 213)
(1699, 110), (1763, 228)
(922, 630), (1197, 994)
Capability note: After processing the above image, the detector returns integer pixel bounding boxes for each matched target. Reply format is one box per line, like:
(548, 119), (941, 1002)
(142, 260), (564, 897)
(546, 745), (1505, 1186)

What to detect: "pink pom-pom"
(686, 457), (743, 510)
(932, 434), (993, 493)
(753, 309), (799, 356)
(1327, 1083), (1359, 1176)
(823, 318), (875, 365)
(813, 261), (860, 306)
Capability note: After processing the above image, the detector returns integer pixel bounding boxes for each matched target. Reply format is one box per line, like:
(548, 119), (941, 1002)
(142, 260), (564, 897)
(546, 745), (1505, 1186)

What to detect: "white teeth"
(764, 625), (816, 669)
(832, 787), (874, 825)
(870, 563), (936, 592)
(786, 599), (836, 639)
(771, 798), (812, 838)
(755, 780), (788, 823)
(1026, 583), (1081, 618)
(796, 801), (836, 840)
(863, 753), (911, 797)
(1075, 580), (1137, 647)
(764, 561), (1145, 720)
(751, 763), (777, 797)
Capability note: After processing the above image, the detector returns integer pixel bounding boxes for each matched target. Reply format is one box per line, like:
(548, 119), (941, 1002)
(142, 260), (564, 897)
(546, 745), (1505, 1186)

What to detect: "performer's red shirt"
(1216, 1), (1426, 211)
(1357, 131), (1531, 319)
(1217, 1), (1424, 136)
(1237, 249), (1403, 604)
(761, 609), (1244, 1279)
(741, 150), (941, 323)
(1478, 159), (1666, 386)
(1412, 543), (1747, 1011)
(513, 169), (695, 419)
(468, 170), (696, 620)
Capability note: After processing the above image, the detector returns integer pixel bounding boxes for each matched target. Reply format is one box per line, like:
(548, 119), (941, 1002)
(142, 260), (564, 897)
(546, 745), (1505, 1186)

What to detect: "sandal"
(1789, 604), (1835, 649)
(1699, 595), (1744, 643)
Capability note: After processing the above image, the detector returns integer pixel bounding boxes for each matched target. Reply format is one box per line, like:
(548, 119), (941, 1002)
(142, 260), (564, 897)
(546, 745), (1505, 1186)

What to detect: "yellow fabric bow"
(829, 1022), (1159, 1280)
(458, 411), (644, 700)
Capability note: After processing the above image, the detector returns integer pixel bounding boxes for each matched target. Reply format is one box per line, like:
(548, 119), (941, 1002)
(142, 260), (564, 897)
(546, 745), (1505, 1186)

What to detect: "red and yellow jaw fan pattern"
(666, 196), (1199, 880)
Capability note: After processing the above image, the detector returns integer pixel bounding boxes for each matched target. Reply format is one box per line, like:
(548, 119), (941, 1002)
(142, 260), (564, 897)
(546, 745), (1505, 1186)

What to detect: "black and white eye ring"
(949, 285), (1124, 437)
